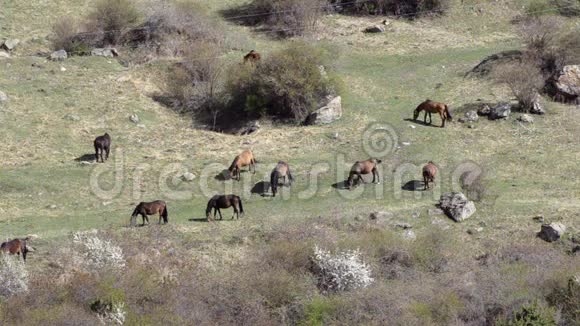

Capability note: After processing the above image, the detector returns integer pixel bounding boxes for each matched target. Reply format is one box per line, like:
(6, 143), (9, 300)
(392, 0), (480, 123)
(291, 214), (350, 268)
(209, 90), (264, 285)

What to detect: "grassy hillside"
(0, 0), (579, 324)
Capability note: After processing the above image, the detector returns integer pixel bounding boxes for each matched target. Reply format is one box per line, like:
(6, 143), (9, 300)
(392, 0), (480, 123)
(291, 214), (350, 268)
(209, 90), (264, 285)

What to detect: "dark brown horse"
(228, 149), (257, 181)
(1, 237), (31, 262)
(347, 158), (382, 189)
(422, 161), (438, 190)
(130, 200), (168, 227)
(413, 100), (452, 128)
(270, 161), (294, 197)
(94, 133), (111, 163)
(205, 195), (244, 221)
(243, 50), (261, 64)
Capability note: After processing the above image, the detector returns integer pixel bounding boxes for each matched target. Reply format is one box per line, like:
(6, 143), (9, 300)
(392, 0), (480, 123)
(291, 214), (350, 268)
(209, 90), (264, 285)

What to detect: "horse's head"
(413, 108), (420, 120)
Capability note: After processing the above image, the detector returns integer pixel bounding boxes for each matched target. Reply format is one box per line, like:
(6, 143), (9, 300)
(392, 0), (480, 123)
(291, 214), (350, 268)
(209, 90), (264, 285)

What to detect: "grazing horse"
(1, 237), (31, 262)
(270, 161), (294, 197)
(205, 195), (244, 221)
(228, 149), (257, 181)
(422, 161), (438, 190)
(243, 50), (261, 64)
(130, 200), (168, 227)
(413, 100), (452, 128)
(94, 133), (111, 163)
(347, 158), (382, 189)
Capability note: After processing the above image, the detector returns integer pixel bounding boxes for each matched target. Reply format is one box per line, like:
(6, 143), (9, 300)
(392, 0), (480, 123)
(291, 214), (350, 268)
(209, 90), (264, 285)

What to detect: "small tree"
(493, 61), (545, 112)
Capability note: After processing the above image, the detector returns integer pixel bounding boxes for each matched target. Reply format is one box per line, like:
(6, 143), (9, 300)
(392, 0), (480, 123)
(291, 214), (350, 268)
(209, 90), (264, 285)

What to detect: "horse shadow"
(404, 118), (438, 128)
(251, 181), (271, 197)
(332, 180), (350, 190)
(402, 180), (425, 191)
(214, 170), (230, 181)
(188, 217), (210, 223)
(74, 153), (96, 163)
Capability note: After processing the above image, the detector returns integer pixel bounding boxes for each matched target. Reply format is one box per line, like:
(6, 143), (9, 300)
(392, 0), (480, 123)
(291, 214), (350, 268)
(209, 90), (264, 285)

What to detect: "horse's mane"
(229, 156), (239, 172)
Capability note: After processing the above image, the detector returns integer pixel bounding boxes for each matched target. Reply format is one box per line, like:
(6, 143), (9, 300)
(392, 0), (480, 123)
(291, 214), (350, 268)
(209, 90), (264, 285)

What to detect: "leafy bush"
(331, 0), (450, 17)
(226, 42), (339, 123)
(0, 254), (29, 298)
(311, 246), (373, 293)
(496, 302), (556, 326)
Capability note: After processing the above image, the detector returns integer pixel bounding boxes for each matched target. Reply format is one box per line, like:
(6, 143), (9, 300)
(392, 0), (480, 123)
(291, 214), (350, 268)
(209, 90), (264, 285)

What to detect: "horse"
(94, 133), (111, 163)
(270, 161), (294, 197)
(422, 161), (438, 190)
(243, 50), (261, 64)
(205, 195), (244, 221)
(413, 100), (452, 128)
(347, 158), (382, 189)
(228, 149), (257, 181)
(1, 237), (31, 262)
(130, 200), (168, 227)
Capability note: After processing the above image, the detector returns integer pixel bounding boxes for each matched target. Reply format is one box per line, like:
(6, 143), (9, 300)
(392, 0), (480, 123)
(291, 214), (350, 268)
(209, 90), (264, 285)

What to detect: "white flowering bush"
(72, 231), (125, 270)
(0, 253), (29, 297)
(311, 246), (373, 293)
(96, 302), (127, 325)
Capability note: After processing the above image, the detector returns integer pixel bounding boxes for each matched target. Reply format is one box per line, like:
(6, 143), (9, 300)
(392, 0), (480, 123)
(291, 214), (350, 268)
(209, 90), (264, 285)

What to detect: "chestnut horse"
(347, 158), (382, 189)
(130, 200), (168, 226)
(270, 161), (294, 197)
(1, 237), (31, 262)
(205, 195), (244, 221)
(243, 50), (261, 64)
(94, 133), (111, 163)
(413, 100), (452, 128)
(228, 149), (257, 181)
(422, 161), (438, 190)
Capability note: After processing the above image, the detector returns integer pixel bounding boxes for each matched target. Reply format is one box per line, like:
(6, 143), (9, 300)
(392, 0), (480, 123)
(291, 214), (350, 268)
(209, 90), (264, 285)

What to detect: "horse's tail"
(162, 204), (168, 224)
(238, 196), (244, 217)
(445, 105), (453, 121)
(270, 170), (279, 195)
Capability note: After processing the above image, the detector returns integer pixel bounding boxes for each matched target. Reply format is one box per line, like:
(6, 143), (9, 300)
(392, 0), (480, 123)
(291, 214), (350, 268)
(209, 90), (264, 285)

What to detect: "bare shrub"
(411, 230), (452, 273)
(0, 254), (29, 298)
(51, 17), (84, 53)
(551, 0), (580, 16)
(72, 230), (126, 270)
(311, 246), (374, 293)
(547, 276), (580, 324)
(493, 61), (545, 112)
(331, 0), (450, 17)
(86, 0), (141, 46)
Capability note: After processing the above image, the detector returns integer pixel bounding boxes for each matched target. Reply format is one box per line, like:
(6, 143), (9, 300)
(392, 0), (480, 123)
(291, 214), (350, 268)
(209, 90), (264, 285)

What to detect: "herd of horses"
(2, 55), (451, 261)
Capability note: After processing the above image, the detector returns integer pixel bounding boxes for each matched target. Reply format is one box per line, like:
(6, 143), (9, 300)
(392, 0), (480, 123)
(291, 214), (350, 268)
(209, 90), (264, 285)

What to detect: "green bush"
(552, 0), (580, 16)
(496, 302), (556, 326)
(226, 42), (340, 123)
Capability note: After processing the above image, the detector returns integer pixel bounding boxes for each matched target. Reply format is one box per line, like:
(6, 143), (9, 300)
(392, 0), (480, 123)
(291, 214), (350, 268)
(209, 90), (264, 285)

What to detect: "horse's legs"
(218, 208), (223, 220)
(95, 148), (100, 162)
(424, 175), (428, 190)
(440, 112), (445, 128)
(105, 146), (110, 161)
(158, 213), (162, 224)
(423, 111), (428, 124)
(22, 249), (26, 262)
(232, 205), (238, 219)
(372, 167), (379, 184)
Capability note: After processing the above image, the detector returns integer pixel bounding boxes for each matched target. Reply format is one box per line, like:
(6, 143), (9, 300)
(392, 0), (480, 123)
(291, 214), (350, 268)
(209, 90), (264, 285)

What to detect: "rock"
(403, 229), (416, 240)
(401, 141), (411, 146)
(530, 99), (545, 115)
(429, 208), (444, 216)
(538, 222), (566, 242)
(431, 218), (451, 230)
(239, 120), (260, 135)
(64, 114), (80, 121)
(47, 204), (57, 209)
(1, 39), (20, 51)
(129, 114), (140, 124)
(60, 66), (66, 72)
(438, 192), (476, 222)
(488, 102), (511, 120)
(369, 211), (393, 220)
(477, 104), (491, 116)
(552, 65), (580, 103)
(50, 49), (68, 61)
(0, 50), (10, 59)
(464, 110), (479, 122)
(364, 25), (385, 33)
(395, 222), (412, 229)
(305, 96), (342, 125)
(532, 215), (544, 223)
(181, 172), (196, 181)
(0, 90), (7, 104)
(517, 114), (534, 124)
(382, 19), (391, 26)
(91, 48), (119, 57)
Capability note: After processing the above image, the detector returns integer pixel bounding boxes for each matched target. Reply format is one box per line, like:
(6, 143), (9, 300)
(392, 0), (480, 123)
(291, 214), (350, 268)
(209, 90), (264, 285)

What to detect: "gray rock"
(477, 104), (491, 116)
(538, 222), (566, 242)
(0, 90), (7, 104)
(239, 120), (260, 135)
(91, 48), (119, 57)
(439, 192), (476, 222)
(0, 50), (10, 59)
(1, 39), (20, 51)
(50, 49), (68, 61)
(554, 65), (580, 98)
(64, 114), (80, 121)
(517, 114), (534, 124)
(395, 222), (412, 229)
(403, 229), (416, 240)
(464, 110), (479, 122)
(129, 114), (140, 124)
(429, 208), (444, 216)
(305, 96), (342, 125)
(181, 172), (196, 181)
(530, 100), (545, 115)
(489, 102), (511, 120)
(365, 25), (385, 33)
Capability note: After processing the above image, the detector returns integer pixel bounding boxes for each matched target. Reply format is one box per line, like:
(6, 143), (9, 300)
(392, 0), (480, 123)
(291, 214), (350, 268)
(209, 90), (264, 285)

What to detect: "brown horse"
(270, 161), (294, 197)
(130, 200), (168, 227)
(205, 195), (244, 221)
(422, 161), (438, 190)
(413, 100), (452, 128)
(243, 50), (261, 64)
(228, 149), (257, 181)
(1, 237), (31, 262)
(94, 133), (111, 163)
(347, 158), (382, 189)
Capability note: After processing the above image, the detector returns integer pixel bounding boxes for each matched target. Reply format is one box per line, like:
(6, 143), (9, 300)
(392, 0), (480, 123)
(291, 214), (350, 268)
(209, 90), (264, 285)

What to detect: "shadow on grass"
(402, 180), (424, 191)
(252, 181), (271, 197)
(74, 153), (96, 162)
(189, 217), (210, 223)
(403, 118), (443, 128)
(332, 180), (350, 190)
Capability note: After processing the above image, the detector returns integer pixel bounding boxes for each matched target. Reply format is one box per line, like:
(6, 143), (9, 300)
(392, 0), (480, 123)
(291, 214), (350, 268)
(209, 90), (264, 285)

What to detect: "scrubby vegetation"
(330, 0), (450, 17)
